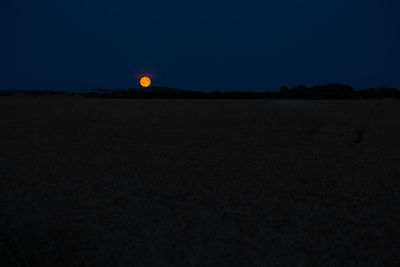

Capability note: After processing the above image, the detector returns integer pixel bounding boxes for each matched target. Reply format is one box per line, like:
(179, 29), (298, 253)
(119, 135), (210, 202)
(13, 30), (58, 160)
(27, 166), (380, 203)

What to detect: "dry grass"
(1, 96), (399, 266)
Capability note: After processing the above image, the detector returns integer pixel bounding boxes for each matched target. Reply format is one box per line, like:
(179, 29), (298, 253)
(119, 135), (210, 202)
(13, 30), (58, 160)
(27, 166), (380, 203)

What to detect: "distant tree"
(291, 85), (307, 92)
(280, 86), (289, 93)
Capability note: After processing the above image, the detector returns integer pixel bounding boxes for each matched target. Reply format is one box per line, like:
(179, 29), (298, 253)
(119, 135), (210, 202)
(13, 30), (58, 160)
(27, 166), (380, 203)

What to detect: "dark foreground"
(1, 97), (399, 266)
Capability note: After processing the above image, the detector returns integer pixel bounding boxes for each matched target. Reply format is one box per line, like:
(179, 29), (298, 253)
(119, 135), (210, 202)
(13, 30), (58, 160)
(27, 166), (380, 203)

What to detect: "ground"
(1, 96), (399, 266)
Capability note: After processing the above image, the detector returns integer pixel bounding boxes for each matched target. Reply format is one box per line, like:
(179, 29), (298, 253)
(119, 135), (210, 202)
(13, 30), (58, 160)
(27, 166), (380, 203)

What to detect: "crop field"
(1, 96), (399, 266)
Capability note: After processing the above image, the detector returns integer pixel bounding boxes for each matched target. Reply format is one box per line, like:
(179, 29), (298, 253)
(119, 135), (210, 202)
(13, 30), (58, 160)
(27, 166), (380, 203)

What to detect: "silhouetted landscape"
(1, 94), (399, 265)
(2, 84), (399, 99)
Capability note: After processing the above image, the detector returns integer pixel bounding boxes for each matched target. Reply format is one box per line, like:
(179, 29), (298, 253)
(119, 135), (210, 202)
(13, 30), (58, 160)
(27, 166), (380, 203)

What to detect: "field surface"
(1, 97), (400, 266)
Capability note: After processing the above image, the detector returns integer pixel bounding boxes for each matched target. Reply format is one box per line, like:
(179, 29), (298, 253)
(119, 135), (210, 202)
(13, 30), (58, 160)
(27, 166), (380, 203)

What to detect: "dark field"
(1, 97), (400, 266)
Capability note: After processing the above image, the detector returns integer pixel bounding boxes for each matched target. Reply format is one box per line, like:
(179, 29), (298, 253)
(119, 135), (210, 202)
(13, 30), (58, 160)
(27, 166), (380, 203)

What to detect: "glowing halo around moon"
(140, 76), (151, 88)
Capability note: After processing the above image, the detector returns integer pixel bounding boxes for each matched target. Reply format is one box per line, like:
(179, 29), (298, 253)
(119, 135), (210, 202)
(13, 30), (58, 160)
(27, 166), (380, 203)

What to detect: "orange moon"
(140, 77), (151, 88)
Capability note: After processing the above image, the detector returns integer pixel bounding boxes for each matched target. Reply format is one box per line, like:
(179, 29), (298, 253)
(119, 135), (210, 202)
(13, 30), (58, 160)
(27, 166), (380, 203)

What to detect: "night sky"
(1, 0), (399, 91)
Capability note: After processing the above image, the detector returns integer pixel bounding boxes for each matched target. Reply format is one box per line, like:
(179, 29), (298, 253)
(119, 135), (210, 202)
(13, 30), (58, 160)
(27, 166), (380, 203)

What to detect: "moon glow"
(140, 77), (151, 88)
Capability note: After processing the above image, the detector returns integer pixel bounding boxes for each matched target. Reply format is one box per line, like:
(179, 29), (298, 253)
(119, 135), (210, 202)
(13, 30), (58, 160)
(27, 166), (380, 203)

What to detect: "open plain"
(1, 96), (399, 266)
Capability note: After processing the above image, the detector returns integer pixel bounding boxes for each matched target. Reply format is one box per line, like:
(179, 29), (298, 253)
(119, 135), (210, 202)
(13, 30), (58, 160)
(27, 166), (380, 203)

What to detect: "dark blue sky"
(1, 0), (399, 91)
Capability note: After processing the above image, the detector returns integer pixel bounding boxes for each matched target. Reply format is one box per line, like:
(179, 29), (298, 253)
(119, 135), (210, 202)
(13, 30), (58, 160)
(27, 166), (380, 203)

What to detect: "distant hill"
(88, 87), (190, 98)
(1, 85), (399, 99)
(129, 87), (187, 93)
(281, 84), (355, 99)
(0, 89), (70, 96)
(291, 83), (354, 93)
(87, 84), (399, 99)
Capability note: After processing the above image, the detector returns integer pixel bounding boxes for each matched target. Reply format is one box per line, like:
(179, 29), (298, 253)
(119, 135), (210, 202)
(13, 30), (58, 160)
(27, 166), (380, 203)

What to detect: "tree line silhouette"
(1, 84), (399, 99)
(86, 84), (399, 99)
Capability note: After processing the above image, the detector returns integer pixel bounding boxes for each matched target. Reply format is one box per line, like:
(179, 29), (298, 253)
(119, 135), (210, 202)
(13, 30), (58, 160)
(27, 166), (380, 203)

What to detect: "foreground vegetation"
(1, 97), (399, 266)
